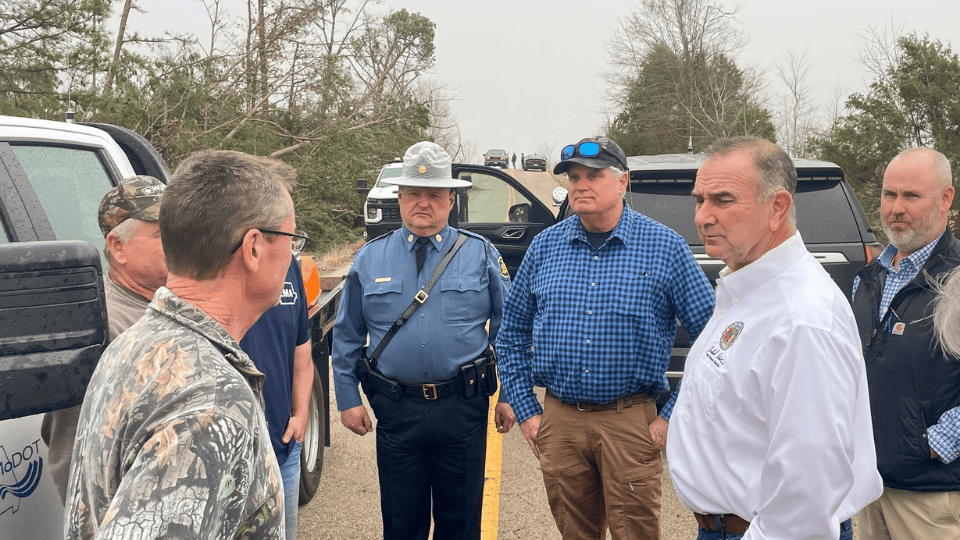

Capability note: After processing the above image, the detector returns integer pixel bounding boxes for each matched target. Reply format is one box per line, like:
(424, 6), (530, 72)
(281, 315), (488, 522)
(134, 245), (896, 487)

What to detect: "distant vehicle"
(483, 149), (508, 168)
(360, 160), (403, 239)
(522, 153), (546, 171)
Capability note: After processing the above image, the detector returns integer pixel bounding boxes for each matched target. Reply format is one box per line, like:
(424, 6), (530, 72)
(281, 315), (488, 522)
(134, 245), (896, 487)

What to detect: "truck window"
(627, 179), (865, 245)
(459, 171), (533, 223)
(375, 166), (403, 188)
(10, 145), (114, 255)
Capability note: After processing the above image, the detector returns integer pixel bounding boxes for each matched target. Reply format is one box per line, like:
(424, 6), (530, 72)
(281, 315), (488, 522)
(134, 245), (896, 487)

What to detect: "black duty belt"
(399, 377), (461, 401)
(358, 349), (497, 401)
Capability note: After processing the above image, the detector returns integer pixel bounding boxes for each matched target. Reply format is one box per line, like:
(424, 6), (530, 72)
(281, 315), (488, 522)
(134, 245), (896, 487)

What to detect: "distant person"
(65, 150), (297, 539)
(512, 152), (517, 168)
(239, 159), (312, 540)
(333, 141), (513, 540)
(41, 175), (167, 504)
(496, 135), (714, 539)
(667, 136), (881, 539)
(521, 152), (525, 169)
(852, 147), (960, 540)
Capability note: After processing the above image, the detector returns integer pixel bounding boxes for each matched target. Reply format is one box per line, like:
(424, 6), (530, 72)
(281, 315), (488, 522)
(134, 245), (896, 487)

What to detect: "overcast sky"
(133, 0), (960, 162)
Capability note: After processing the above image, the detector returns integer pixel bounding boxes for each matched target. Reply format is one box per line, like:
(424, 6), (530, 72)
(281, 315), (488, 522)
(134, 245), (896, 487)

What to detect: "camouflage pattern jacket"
(65, 288), (284, 540)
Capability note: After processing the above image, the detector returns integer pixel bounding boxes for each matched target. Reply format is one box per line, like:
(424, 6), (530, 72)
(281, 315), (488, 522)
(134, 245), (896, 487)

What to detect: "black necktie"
(415, 236), (430, 274)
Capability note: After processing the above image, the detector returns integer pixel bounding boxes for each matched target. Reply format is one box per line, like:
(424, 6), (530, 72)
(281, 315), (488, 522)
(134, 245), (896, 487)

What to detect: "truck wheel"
(298, 364), (325, 505)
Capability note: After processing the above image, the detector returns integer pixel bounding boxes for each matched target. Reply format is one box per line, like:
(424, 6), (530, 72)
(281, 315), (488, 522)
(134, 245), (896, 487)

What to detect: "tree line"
(602, 0), (960, 240)
(5, 0), (960, 249)
(1, 0), (454, 252)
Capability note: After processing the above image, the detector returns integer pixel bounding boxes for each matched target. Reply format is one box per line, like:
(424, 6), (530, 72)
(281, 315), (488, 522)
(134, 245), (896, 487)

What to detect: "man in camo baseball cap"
(97, 175), (165, 237)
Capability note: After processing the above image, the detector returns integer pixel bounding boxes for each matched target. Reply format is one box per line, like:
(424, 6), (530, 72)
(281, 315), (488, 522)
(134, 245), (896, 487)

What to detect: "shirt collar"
(400, 224), (452, 251)
(566, 201), (632, 247)
(148, 287), (262, 379)
(716, 232), (806, 305)
(877, 229), (945, 273)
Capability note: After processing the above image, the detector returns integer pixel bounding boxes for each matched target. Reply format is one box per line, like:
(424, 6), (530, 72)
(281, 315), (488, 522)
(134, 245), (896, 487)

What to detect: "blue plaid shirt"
(852, 229), (944, 319)
(852, 229), (960, 464)
(496, 204), (714, 424)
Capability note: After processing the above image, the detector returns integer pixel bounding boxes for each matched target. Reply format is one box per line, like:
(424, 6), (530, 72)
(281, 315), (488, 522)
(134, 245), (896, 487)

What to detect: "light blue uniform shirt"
(333, 225), (511, 411)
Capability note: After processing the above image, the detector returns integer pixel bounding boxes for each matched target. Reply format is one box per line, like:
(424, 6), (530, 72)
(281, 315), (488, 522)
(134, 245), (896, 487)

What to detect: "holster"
(466, 348), (498, 397)
(356, 355), (403, 401)
(355, 355), (375, 398)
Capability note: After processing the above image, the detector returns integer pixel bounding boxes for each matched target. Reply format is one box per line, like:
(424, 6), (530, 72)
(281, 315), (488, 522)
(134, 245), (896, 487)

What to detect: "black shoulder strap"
(368, 233), (468, 363)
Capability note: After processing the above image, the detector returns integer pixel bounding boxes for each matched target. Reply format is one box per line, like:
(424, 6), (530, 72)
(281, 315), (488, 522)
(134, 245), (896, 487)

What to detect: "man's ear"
(106, 232), (126, 265)
(769, 190), (793, 230)
(237, 229), (265, 272)
(942, 185), (955, 211)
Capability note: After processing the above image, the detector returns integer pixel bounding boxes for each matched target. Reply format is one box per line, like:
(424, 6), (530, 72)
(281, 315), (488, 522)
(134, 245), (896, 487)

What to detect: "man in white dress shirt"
(666, 136), (882, 540)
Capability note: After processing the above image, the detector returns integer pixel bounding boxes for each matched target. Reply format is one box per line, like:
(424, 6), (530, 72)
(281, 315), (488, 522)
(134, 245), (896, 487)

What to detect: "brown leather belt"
(694, 513), (750, 535)
(546, 389), (654, 412)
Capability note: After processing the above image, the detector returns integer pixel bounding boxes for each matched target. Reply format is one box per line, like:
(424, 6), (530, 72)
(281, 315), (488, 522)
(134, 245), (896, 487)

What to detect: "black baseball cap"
(553, 136), (629, 175)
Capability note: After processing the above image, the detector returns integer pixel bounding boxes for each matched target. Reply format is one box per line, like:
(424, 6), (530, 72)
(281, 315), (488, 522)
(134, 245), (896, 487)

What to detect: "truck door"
(450, 165), (558, 277)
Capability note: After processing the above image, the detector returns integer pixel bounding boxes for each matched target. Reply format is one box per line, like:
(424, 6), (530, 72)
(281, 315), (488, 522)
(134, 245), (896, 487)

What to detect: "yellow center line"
(481, 385), (504, 539)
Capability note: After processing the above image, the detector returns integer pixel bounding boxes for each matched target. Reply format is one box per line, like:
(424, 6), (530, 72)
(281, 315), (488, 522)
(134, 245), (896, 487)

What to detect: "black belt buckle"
(422, 383), (438, 400)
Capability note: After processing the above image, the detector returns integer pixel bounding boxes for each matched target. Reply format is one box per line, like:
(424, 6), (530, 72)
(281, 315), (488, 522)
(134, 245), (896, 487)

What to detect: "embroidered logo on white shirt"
(719, 321), (744, 350)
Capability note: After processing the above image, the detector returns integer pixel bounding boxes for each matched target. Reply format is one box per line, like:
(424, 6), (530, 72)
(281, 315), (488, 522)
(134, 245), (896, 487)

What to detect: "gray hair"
(161, 150), (293, 281)
(103, 217), (142, 265)
(704, 136), (797, 228)
(887, 147), (953, 189)
(934, 265), (960, 359)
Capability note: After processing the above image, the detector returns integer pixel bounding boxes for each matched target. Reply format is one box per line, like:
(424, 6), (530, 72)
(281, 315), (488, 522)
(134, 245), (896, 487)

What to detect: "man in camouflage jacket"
(65, 151), (301, 540)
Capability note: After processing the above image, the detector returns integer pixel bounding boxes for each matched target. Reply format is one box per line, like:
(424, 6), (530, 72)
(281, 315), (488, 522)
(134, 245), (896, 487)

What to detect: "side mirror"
(356, 178), (369, 194)
(0, 241), (108, 420)
(508, 203), (531, 223)
(551, 187), (568, 207)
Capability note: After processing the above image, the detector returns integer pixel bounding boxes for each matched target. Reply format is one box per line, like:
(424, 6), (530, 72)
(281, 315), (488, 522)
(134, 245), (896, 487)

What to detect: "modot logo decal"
(0, 439), (43, 516)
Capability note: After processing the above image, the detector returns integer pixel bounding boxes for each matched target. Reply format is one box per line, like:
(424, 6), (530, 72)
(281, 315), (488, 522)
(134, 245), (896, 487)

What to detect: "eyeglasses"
(231, 229), (309, 255)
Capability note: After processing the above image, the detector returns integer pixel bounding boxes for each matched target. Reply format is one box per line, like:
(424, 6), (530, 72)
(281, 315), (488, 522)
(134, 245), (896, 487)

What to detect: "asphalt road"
(506, 168), (566, 216)
(296, 378), (699, 539)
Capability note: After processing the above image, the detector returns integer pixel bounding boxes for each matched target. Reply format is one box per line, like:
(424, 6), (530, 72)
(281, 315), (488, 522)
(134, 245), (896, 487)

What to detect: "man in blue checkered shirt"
(496, 136), (714, 540)
(851, 147), (960, 540)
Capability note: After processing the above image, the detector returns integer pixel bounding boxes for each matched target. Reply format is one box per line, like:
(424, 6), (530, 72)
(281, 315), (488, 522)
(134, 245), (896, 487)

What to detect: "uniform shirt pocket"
(439, 275), (488, 323)
(362, 277), (404, 325)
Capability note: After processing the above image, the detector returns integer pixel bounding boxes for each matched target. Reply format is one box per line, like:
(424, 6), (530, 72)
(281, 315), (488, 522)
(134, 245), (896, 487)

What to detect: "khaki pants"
(537, 393), (663, 540)
(858, 486), (960, 540)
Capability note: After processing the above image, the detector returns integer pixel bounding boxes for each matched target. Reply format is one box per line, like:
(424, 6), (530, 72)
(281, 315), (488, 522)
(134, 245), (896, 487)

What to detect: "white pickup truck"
(0, 115), (339, 539)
